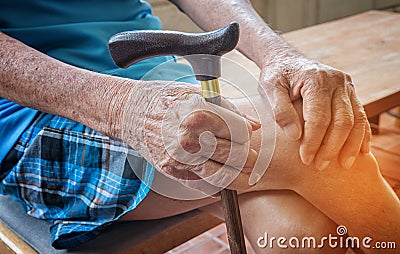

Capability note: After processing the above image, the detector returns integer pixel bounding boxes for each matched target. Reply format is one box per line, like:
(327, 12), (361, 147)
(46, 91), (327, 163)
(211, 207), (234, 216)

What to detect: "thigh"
(0, 112), (154, 248)
(120, 189), (216, 220)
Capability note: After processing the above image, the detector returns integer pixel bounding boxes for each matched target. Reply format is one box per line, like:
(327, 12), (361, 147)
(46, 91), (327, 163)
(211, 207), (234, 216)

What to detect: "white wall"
(253, 0), (400, 32)
(147, 0), (400, 33)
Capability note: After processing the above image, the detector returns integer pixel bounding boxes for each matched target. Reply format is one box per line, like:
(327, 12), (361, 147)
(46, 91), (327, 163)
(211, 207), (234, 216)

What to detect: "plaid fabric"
(0, 113), (154, 249)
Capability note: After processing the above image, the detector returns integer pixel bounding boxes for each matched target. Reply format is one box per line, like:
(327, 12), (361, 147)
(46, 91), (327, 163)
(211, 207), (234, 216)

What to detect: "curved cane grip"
(109, 22), (239, 80)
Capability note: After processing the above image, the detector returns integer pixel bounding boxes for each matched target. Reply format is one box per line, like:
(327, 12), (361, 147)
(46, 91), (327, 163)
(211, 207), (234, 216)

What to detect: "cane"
(109, 23), (247, 254)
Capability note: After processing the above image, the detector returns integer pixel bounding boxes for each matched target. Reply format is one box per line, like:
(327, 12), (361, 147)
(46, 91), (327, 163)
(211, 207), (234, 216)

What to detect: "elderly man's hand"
(116, 80), (260, 192)
(259, 57), (371, 170)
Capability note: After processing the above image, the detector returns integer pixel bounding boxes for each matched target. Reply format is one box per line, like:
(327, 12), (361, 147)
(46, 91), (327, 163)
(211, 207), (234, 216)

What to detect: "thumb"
(265, 84), (302, 140)
(220, 97), (261, 131)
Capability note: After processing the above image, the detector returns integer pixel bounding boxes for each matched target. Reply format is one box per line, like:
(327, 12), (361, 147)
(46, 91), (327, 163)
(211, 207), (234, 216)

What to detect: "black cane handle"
(108, 22), (239, 80)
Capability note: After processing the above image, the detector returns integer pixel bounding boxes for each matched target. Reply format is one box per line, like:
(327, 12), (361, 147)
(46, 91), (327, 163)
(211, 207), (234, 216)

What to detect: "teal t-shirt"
(0, 0), (195, 163)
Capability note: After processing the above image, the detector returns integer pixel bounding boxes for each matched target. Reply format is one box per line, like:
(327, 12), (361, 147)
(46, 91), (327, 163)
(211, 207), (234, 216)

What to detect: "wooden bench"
(1, 10), (399, 254)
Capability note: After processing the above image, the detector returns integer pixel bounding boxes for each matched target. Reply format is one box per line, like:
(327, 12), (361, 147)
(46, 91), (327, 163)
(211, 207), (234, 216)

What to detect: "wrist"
(95, 76), (137, 141)
(259, 38), (305, 69)
(238, 23), (304, 70)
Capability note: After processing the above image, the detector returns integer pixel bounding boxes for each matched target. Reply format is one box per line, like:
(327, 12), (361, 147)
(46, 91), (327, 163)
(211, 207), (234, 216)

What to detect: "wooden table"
(223, 10), (400, 133)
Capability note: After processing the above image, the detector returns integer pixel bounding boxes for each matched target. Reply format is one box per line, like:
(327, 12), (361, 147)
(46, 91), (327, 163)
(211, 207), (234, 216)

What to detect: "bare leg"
(203, 190), (347, 254)
(243, 97), (400, 253)
(122, 96), (400, 253)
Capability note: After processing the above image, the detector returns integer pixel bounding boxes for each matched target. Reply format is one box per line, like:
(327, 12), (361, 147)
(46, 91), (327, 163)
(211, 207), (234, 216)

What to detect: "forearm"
(0, 32), (132, 139)
(170, 0), (303, 67)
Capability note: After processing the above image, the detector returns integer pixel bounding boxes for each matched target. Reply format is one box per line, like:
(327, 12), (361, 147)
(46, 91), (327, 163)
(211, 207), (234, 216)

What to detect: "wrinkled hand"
(118, 80), (260, 192)
(259, 57), (371, 170)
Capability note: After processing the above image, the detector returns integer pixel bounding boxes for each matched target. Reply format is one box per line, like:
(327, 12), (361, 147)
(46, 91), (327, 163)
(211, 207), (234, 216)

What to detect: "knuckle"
(303, 83), (331, 97)
(261, 69), (281, 84)
(178, 133), (200, 153)
(354, 111), (367, 127)
(318, 69), (332, 78)
(321, 67), (342, 79)
(331, 68), (344, 78)
(183, 110), (210, 130)
(344, 73), (352, 82)
(312, 68), (330, 80)
(355, 107), (367, 120)
(333, 115), (354, 130)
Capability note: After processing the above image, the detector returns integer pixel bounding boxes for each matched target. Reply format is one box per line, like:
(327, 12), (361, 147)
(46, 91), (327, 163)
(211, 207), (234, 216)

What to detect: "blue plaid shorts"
(0, 113), (155, 249)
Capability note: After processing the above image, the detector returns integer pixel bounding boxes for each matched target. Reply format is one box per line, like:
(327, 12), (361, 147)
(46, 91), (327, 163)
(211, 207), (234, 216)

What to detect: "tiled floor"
(166, 223), (254, 254)
(167, 110), (400, 254)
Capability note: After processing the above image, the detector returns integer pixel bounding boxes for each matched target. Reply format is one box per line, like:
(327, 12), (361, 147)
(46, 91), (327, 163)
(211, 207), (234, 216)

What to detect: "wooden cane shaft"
(220, 189), (247, 254)
(201, 79), (247, 254)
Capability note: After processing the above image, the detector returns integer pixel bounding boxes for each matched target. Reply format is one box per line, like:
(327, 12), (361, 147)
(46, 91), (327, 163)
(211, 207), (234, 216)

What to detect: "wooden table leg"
(395, 107), (400, 128)
(369, 115), (380, 135)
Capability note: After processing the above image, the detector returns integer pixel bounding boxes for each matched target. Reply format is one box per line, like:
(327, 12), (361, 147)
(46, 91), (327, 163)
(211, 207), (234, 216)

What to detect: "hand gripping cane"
(109, 23), (247, 254)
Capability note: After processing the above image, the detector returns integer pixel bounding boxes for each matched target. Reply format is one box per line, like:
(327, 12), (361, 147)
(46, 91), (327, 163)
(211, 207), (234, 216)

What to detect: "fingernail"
(317, 160), (330, 171)
(249, 172), (261, 186)
(283, 123), (301, 140)
(302, 154), (314, 166)
(245, 114), (261, 125)
(300, 146), (315, 165)
(344, 156), (356, 169)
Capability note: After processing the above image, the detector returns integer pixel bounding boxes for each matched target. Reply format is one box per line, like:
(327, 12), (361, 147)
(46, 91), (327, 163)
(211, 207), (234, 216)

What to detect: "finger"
(180, 177), (223, 197)
(264, 80), (302, 140)
(159, 162), (222, 197)
(244, 114), (262, 131)
(221, 97), (261, 130)
(300, 85), (332, 165)
(204, 138), (257, 172)
(179, 132), (257, 171)
(339, 91), (367, 169)
(190, 160), (251, 190)
(314, 87), (354, 170)
(361, 120), (372, 153)
(165, 154), (251, 191)
(182, 104), (252, 144)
